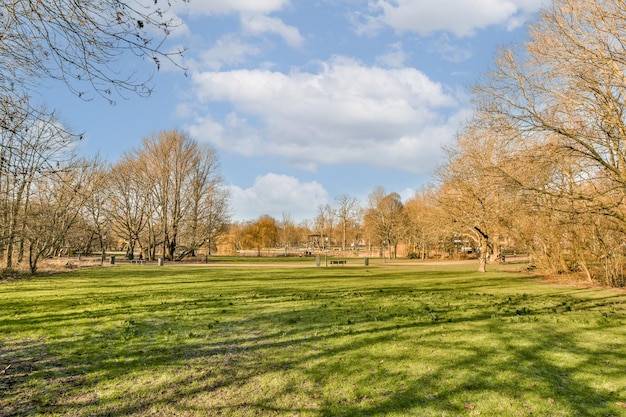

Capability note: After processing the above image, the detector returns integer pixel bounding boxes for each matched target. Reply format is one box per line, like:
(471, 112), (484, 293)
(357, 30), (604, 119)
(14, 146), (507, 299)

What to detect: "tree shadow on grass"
(2, 272), (626, 416)
(308, 322), (626, 416)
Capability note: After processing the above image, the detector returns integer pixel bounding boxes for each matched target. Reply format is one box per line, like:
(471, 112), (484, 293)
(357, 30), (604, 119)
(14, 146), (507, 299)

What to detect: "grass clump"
(1, 263), (626, 416)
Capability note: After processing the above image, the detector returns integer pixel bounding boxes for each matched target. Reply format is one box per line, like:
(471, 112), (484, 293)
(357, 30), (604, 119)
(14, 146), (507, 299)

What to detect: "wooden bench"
(330, 260), (347, 265)
(130, 259), (146, 265)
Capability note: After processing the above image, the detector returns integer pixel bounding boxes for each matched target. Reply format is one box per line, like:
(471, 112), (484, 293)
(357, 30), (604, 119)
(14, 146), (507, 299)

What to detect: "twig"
(0, 364), (11, 375)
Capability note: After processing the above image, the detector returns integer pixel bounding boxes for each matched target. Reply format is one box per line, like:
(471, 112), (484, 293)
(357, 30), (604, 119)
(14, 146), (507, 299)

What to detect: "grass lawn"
(1, 262), (626, 416)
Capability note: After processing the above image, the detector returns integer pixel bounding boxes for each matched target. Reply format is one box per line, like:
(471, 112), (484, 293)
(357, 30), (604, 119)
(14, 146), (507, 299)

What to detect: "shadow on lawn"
(2, 271), (626, 416)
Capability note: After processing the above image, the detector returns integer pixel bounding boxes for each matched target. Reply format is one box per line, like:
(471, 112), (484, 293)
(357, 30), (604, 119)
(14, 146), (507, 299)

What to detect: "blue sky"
(38, 0), (546, 222)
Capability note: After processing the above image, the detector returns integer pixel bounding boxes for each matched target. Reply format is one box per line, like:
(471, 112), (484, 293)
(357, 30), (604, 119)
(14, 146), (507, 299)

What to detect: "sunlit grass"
(1, 263), (626, 416)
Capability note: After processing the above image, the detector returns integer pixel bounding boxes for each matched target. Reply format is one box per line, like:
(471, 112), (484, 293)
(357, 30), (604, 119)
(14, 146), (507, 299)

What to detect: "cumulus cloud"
(186, 56), (466, 174)
(175, 0), (302, 55)
(241, 15), (304, 47)
(399, 187), (417, 203)
(228, 173), (329, 221)
(375, 42), (409, 68)
(190, 34), (263, 71)
(428, 35), (473, 63)
(181, 0), (290, 16)
(356, 0), (545, 37)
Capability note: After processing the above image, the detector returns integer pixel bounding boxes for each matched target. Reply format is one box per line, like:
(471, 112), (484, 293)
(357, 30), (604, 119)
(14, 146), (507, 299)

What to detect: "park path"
(161, 259), (481, 268)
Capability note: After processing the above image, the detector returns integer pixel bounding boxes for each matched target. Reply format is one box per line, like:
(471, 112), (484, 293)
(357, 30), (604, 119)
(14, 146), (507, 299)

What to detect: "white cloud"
(428, 35), (473, 63)
(228, 173), (329, 221)
(175, 0), (302, 70)
(399, 187), (417, 203)
(241, 15), (304, 47)
(183, 112), (225, 142)
(181, 0), (290, 16)
(375, 42), (409, 68)
(195, 34), (263, 71)
(357, 0), (545, 37)
(187, 56), (466, 174)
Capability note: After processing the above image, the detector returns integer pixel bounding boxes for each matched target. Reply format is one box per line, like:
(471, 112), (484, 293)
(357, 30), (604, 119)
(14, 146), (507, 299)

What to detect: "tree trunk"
(29, 241), (40, 274)
(126, 239), (135, 260)
(168, 238), (176, 261)
(474, 227), (489, 273)
(478, 239), (488, 273)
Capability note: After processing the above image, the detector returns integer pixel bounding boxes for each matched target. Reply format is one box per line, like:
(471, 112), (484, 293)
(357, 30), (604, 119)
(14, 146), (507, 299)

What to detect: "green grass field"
(1, 262), (626, 416)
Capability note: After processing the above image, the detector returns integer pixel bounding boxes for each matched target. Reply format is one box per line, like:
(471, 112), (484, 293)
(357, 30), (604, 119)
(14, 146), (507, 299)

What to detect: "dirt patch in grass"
(0, 338), (92, 416)
(538, 271), (626, 294)
(1, 258), (114, 282)
(0, 339), (59, 416)
(541, 272), (592, 286)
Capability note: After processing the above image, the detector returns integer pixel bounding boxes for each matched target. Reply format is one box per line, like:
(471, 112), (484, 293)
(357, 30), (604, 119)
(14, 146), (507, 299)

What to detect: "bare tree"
(334, 195), (360, 251)
(81, 158), (111, 264)
(479, 0), (626, 220)
(180, 147), (230, 259)
(314, 204), (335, 249)
(1, 0), (189, 271)
(364, 187), (406, 259)
(136, 130), (193, 260)
(279, 213), (300, 253)
(472, 0), (626, 282)
(124, 130), (229, 261)
(435, 118), (527, 272)
(1, 0), (187, 101)
(25, 159), (96, 273)
(0, 96), (79, 269)
(106, 156), (149, 260)
(404, 188), (441, 259)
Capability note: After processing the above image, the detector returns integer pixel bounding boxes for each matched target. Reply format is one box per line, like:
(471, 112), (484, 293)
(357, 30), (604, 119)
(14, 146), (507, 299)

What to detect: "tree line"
(0, 129), (229, 272)
(229, 188), (458, 263)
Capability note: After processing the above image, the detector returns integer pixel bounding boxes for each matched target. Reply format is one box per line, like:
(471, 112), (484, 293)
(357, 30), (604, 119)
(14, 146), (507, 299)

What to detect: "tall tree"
(334, 195), (360, 251)
(81, 158), (111, 264)
(0, 97), (79, 269)
(241, 215), (279, 256)
(435, 122), (522, 272)
(107, 156), (149, 260)
(404, 188), (441, 260)
(479, 0), (626, 225)
(315, 204), (335, 249)
(24, 158), (96, 273)
(474, 0), (626, 283)
(364, 187), (406, 259)
(181, 148), (230, 258)
(137, 130), (195, 260)
(279, 213), (300, 252)
(125, 130), (229, 261)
